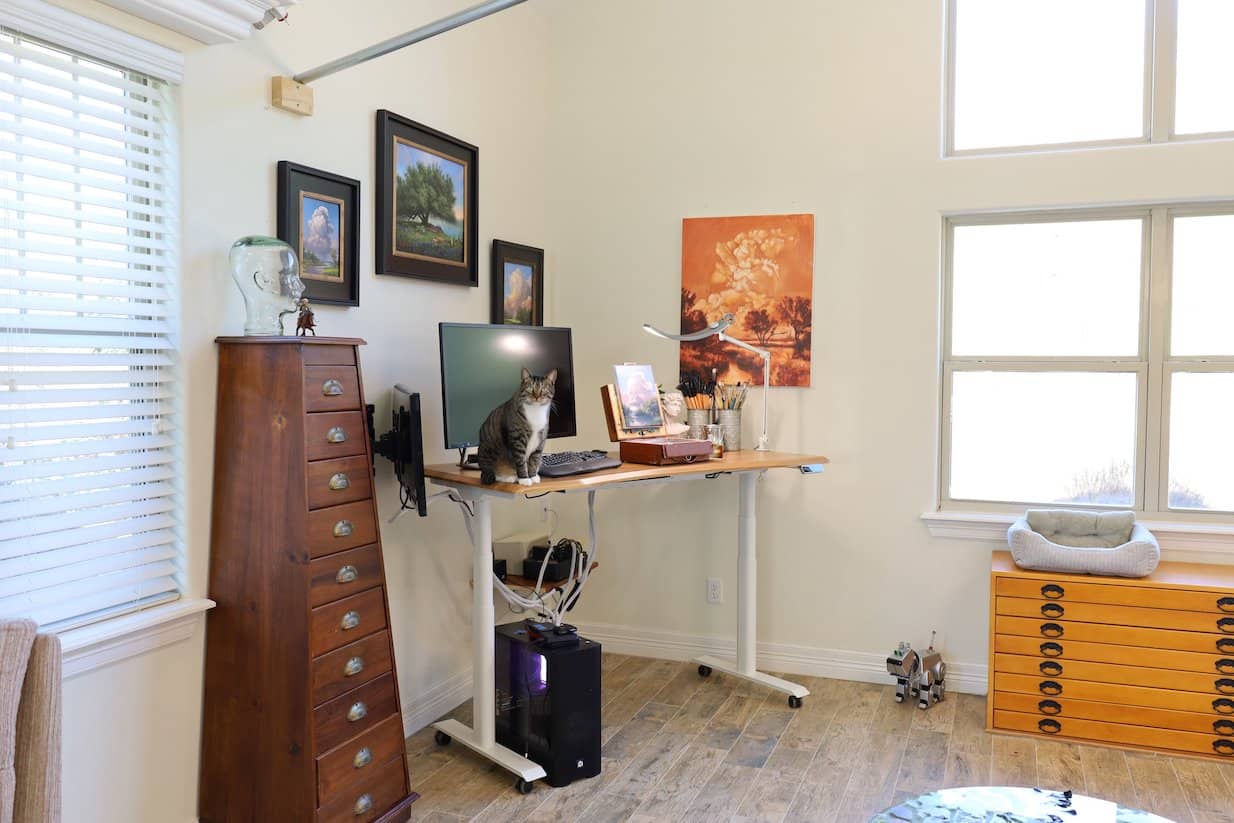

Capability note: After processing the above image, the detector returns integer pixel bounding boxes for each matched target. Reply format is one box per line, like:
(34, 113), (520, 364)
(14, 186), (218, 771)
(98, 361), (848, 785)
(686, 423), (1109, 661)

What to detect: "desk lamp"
(642, 312), (771, 451)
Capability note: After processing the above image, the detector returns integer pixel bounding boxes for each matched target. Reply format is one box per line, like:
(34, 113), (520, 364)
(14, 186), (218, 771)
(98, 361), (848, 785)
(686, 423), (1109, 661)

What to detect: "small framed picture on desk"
(612, 364), (663, 432)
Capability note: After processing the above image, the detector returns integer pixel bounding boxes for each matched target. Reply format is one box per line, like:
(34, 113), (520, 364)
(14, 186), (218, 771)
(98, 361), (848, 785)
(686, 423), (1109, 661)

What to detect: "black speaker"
(494, 621), (601, 787)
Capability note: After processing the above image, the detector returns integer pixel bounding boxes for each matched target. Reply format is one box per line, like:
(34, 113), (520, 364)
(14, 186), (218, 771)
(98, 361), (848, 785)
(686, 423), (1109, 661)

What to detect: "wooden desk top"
(425, 450), (828, 497)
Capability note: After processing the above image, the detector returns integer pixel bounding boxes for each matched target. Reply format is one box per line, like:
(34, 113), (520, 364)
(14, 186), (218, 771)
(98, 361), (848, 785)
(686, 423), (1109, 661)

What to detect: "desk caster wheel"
(514, 778), (534, 795)
(788, 695), (804, 709)
(434, 730), (451, 746)
(698, 665), (712, 678)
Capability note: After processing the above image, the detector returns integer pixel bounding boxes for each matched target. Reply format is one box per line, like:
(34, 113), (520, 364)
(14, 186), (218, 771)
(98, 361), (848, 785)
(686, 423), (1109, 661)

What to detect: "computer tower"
(494, 621), (601, 787)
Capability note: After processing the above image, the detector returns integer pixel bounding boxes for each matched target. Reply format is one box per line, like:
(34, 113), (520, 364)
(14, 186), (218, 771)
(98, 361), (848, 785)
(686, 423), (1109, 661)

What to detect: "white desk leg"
(693, 471), (810, 704)
(432, 495), (547, 786)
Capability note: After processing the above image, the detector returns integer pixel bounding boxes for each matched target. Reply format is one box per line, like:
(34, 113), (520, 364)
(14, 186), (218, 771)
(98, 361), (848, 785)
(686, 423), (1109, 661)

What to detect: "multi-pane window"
(947, 0), (1234, 153)
(0, 30), (179, 631)
(943, 207), (1234, 514)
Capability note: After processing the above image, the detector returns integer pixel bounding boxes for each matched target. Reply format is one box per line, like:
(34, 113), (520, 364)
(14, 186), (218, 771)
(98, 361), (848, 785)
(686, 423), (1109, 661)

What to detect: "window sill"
(60, 598), (215, 679)
(921, 511), (1234, 558)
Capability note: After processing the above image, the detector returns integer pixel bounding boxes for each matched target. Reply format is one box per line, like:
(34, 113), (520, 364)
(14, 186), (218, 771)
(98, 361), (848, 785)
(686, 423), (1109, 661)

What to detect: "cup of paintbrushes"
(684, 392), (710, 440)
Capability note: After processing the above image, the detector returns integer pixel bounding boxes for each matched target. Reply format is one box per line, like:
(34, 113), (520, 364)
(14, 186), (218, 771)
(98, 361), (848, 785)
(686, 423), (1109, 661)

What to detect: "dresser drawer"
(316, 751), (407, 823)
(993, 691), (1234, 737)
(309, 544), (384, 605)
(306, 411), (367, 461)
(995, 615), (1234, 655)
(305, 365), (362, 413)
(307, 456), (372, 510)
(995, 672), (1234, 715)
(308, 502), (378, 559)
(993, 709), (1234, 758)
(997, 596), (1234, 635)
(314, 673), (399, 754)
(996, 577), (1234, 615)
(995, 652), (1234, 695)
(310, 588), (387, 657)
(313, 630), (393, 705)
(994, 633), (1234, 675)
(303, 345), (356, 367)
(316, 714), (406, 804)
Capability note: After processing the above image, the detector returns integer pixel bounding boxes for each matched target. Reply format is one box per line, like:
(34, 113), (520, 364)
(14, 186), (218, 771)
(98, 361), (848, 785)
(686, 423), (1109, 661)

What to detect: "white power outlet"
(706, 577), (723, 604)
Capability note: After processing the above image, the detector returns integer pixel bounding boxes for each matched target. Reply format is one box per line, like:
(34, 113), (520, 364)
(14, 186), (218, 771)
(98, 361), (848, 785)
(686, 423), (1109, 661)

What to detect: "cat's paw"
(530, 475), (541, 484)
(495, 473), (517, 484)
(517, 477), (534, 486)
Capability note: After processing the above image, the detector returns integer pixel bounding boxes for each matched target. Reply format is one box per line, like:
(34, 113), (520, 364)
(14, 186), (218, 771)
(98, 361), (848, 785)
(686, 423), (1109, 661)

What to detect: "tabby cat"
(477, 367), (558, 485)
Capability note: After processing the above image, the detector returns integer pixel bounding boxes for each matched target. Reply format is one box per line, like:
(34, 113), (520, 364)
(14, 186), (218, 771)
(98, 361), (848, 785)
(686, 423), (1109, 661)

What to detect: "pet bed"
(1007, 509), (1160, 578)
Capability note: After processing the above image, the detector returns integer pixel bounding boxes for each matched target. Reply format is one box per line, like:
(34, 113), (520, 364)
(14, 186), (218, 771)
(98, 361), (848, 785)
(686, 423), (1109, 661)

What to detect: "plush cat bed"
(1007, 509), (1160, 578)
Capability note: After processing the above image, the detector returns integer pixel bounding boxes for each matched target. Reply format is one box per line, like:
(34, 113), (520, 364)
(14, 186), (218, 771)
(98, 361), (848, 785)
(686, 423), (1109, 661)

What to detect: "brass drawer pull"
(1039, 680), (1063, 696)
(1039, 661), (1063, 677)
(1215, 740), (1234, 756)
(1218, 659), (1234, 675)
(1040, 642), (1063, 658)
(1219, 617), (1234, 634)
(1215, 698), (1234, 714)
(347, 701), (367, 722)
(1219, 597), (1234, 613)
(353, 793), (373, 815)
(327, 426), (347, 443)
(336, 565), (358, 584)
(1040, 622), (1064, 638)
(340, 610), (361, 631)
(1216, 678), (1234, 694)
(322, 378), (345, 396)
(1038, 699), (1062, 715)
(344, 656), (365, 677)
(329, 473), (351, 491)
(1040, 603), (1064, 618)
(1041, 584), (1064, 599)
(1038, 718), (1061, 734)
(1220, 638), (1234, 654)
(333, 519), (354, 537)
(1215, 719), (1234, 736)
(353, 746), (373, 769)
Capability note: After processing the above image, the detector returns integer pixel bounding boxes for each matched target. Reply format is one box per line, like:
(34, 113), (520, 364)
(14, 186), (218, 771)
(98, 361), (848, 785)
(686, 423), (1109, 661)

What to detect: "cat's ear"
(520, 367), (531, 382)
(546, 368), (558, 385)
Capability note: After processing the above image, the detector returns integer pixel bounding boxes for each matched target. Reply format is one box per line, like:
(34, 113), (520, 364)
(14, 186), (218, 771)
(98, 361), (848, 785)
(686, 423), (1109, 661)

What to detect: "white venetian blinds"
(0, 29), (180, 632)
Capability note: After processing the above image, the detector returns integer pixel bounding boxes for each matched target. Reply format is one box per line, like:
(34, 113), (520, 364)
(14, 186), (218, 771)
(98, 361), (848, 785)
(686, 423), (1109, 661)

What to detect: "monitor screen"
(439, 323), (577, 450)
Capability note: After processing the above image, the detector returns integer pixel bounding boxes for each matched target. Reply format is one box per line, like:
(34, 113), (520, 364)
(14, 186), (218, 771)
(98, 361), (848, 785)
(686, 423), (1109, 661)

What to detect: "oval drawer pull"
(1220, 639), (1234, 654)
(344, 656), (365, 677)
(1041, 584), (1065, 599)
(336, 565), (358, 584)
(1040, 622), (1064, 638)
(353, 746), (373, 769)
(353, 793), (373, 815)
(1215, 740), (1234, 756)
(327, 426), (348, 443)
(1038, 699), (1062, 716)
(1038, 718), (1062, 734)
(1220, 617), (1234, 634)
(322, 378), (345, 396)
(340, 610), (361, 631)
(347, 701), (367, 722)
(1039, 661), (1063, 676)
(1215, 719), (1234, 736)
(329, 473), (351, 491)
(1219, 596), (1234, 613)
(1039, 680), (1063, 696)
(1216, 678), (1234, 694)
(1213, 698), (1234, 714)
(1218, 659), (1234, 675)
(333, 519), (354, 537)
(1040, 603), (1064, 618)
(1040, 642), (1063, 658)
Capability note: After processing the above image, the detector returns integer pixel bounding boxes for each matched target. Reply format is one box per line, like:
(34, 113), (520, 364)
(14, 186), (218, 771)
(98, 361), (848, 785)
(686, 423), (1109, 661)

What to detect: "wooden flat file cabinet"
(989, 550), (1234, 760)
(200, 338), (416, 822)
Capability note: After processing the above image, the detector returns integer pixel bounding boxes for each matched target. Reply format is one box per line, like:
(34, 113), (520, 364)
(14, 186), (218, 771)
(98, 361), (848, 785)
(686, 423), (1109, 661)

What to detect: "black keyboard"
(538, 450), (622, 477)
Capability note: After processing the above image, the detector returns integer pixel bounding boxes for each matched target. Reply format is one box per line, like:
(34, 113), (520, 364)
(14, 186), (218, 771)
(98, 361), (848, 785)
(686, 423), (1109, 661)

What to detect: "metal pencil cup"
(686, 409), (710, 440)
(717, 409), (742, 451)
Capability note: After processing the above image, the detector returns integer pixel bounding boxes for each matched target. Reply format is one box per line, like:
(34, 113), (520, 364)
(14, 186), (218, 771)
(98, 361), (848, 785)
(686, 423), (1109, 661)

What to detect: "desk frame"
(424, 452), (826, 787)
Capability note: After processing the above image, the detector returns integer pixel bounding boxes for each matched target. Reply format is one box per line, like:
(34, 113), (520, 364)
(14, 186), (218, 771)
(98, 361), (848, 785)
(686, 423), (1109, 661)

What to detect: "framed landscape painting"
(276, 161), (360, 306)
(375, 110), (478, 286)
(490, 240), (544, 325)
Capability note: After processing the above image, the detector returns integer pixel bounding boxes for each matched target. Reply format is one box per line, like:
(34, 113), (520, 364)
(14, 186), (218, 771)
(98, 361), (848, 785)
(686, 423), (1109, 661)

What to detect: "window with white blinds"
(0, 29), (180, 632)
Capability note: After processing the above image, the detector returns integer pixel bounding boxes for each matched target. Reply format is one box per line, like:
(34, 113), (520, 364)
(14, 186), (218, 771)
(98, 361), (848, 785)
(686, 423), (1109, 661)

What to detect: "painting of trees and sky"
(393, 137), (467, 264)
(680, 214), (815, 386)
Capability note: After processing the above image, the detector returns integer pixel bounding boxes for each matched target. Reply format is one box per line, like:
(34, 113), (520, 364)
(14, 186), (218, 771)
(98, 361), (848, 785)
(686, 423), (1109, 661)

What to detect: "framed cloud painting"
(276, 161), (360, 306)
(490, 240), (544, 325)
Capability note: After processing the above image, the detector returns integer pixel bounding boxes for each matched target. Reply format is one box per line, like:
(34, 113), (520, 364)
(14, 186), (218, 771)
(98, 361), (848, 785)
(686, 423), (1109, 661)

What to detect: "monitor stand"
(457, 447), (481, 470)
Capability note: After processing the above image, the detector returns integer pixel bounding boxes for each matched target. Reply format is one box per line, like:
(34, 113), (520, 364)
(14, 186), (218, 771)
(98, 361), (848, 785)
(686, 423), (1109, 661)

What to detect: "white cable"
(559, 491), (598, 616)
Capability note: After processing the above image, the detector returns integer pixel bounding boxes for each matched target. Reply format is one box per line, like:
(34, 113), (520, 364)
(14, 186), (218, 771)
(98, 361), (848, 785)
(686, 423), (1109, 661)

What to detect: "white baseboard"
(401, 667), (474, 735)
(573, 621), (989, 695)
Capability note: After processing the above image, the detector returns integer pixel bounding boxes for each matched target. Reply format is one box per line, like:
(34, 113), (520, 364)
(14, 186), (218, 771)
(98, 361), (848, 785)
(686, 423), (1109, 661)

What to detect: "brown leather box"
(619, 436), (713, 466)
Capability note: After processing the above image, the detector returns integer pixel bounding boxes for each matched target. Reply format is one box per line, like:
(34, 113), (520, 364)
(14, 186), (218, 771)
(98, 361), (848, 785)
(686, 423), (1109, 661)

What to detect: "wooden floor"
(403, 653), (1234, 822)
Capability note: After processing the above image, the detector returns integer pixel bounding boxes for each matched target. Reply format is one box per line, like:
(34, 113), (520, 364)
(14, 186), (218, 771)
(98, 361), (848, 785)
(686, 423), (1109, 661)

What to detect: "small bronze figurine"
(295, 298), (316, 337)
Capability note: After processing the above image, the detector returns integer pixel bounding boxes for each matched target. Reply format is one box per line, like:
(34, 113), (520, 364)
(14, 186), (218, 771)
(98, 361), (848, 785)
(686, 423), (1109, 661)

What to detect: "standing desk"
(423, 450), (828, 787)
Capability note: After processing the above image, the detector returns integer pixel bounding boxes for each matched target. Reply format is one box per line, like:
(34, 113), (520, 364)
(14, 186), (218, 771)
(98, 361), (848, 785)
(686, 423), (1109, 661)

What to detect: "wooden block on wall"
(271, 75), (313, 116)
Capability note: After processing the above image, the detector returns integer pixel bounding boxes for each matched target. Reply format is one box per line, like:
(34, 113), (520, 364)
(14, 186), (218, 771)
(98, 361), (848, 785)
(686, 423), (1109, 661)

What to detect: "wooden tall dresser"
(989, 550), (1234, 761)
(200, 337), (416, 822)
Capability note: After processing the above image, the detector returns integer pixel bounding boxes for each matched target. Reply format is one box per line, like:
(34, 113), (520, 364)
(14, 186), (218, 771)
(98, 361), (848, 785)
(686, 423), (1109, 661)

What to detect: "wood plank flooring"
(403, 654), (1234, 822)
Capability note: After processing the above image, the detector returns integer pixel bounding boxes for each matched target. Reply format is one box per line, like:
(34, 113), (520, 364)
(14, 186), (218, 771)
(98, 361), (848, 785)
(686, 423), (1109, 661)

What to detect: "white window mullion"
(1143, 208), (1172, 513)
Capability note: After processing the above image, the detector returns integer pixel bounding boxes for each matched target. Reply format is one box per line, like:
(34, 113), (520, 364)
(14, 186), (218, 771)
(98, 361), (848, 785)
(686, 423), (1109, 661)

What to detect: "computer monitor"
(367, 385), (427, 517)
(439, 323), (577, 452)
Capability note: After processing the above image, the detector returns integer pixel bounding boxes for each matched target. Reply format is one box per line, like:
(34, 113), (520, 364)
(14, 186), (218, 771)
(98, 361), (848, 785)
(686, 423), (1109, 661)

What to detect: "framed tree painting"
(490, 240), (544, 325)
(276, 161), (360, 306)
(375, 110), (479, 286)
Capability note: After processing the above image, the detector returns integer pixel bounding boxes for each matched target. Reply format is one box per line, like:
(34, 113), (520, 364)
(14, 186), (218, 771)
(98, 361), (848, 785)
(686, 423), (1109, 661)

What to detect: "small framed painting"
(375, 110), (479, 286)
(612, 363), (664, 431)
(276, 161), (360, 306)
(490, 240), (544, 325)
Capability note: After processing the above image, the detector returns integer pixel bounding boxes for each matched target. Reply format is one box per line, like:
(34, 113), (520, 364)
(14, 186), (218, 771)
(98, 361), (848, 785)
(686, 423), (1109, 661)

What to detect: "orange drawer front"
(316, 714), (406, 804)
(307, 456), (372, 510)
(996, 576), (1234, 615)
(316, 752), (407, 823)
(992, 691), (1234, 737)
(995, 672), (1234, 715)
(993, 709), (1234, 759)
(994, 633), (1234, 675)
(306, 411), (367, 461)
(310, 588), (387, 657)
(997, 596), (1234, 635)
(314, 673), (399, 755)
(309, 544), (384, 606)
(995, 652), (1234, 696)
(304, 365), (361, 413)
(995, 615), (1234, 655)
(312, 630), (393, 706)
(307, 501), (378, 559)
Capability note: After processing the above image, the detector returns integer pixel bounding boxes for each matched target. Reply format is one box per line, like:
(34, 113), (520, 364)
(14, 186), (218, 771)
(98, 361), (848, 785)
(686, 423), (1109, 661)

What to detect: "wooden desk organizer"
(600, 384), (711, 465)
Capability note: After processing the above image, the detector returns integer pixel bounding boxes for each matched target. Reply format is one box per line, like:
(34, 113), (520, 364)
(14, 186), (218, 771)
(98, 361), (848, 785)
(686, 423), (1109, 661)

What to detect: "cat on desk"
(478, 367), (558, 485)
